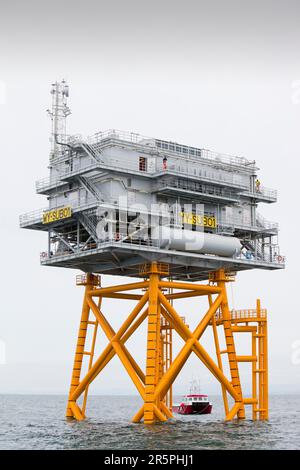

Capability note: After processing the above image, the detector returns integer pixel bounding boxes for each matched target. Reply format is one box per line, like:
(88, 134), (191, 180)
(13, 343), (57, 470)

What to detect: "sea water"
(0, 394), (299, 450)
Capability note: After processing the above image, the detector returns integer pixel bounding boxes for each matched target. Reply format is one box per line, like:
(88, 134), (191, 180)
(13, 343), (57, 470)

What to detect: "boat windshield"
(183, 396), (208, 402)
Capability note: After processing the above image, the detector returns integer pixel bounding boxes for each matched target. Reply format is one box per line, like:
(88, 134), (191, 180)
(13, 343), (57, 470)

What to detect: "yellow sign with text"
(42, 206), (72, 224)
(180, 212), (217, 229)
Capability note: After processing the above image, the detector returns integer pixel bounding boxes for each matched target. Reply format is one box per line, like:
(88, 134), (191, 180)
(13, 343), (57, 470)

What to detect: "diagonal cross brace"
(155, 292), (227, 399)
(158, 292), (241, 404)
(158, 293), (243, 419)
(86, 295), (147, 398)
(70, 292), (149, 403)
(133, 291), (225, 422)
(133, 291), (242, 422)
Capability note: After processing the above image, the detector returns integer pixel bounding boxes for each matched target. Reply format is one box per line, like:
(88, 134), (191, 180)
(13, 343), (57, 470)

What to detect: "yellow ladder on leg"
(66, 274), (100, 420)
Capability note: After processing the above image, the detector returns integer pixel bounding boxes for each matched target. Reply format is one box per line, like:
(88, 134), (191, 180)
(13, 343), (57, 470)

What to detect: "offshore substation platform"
(20, 80), (285, 424)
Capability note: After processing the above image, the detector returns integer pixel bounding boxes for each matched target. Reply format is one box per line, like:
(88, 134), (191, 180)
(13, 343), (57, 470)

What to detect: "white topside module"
(20, 81), (285, 281)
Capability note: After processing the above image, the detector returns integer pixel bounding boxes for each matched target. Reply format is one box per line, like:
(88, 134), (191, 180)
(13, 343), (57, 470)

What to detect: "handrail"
(256, 213), (278, 230)
(83, 129), (255, 169)
(155, 178), (240, 199)
(20, 200), (279, 237)
(243, 186), (277, 200)
(218, 213), (278, 232)
(40, 228), (285, 266)
(54, 156), (250, 189)
(19, 199), (98, 226)
(216, 308), (267, 321)
(36, 175), (64, 191)
(37, 173), (278, 204)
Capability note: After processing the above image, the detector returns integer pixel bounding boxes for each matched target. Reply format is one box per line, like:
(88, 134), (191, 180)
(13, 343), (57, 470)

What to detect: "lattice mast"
(47, 80), (71, 160)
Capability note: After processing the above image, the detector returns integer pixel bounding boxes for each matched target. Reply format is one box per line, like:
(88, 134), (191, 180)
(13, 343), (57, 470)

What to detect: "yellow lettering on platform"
(180, 212), (216, 228)
(42, 206), (72, 224)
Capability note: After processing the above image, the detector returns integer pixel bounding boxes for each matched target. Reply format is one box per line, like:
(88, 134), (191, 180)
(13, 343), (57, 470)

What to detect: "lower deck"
(40, 240), (285, 281)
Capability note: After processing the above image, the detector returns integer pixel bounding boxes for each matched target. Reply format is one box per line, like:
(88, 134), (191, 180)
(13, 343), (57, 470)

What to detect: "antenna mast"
(47, 79), (71, 160)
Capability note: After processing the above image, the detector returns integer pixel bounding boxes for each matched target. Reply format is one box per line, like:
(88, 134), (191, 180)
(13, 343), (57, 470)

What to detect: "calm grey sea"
(0, 395), (299, 450)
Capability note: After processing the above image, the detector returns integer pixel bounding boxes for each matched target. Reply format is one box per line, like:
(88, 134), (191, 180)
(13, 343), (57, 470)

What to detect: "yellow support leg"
(252, 328), (258, 420)
(66, 275), (96, 419)
(144, 263), (160, 424)
(210, 293), (229, 416)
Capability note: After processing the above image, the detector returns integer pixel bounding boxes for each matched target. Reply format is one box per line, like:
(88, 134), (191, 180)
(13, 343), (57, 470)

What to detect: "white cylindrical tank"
(151, 226), (241, 257)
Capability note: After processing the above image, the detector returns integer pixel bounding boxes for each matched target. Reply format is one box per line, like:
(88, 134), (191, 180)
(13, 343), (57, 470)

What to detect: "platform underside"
(41, 242), (284, 281)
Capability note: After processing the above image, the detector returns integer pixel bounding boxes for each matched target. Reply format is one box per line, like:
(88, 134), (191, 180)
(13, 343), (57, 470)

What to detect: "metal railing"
(155, 178), (240, 200)
(36, 176), (65, 192)
(139, 262), (170, 276)
(54, 153), (249, 190)
(256, 213), (278, 231)
(103, 232), (156, 247)
(22, 197), (280, 244)
(234, 249), (285, 265)
(217, 213), (278, 233)
(39, 130), (256, 190)
(84, 129), (255, 169)
(41, 231), (156, 262)
(76, 274), (101, 286)
(19, 198), (98, 227)
(215, 308), (267, 322)
(40, 223), (285, 267)
(62, 157), (138, 178)
(256, 186), (277, 199)
(161, 315), (186, 328)
(48, 130), (259, 181)
(243, 186), (277, 201)
(38, 129), (254, 171)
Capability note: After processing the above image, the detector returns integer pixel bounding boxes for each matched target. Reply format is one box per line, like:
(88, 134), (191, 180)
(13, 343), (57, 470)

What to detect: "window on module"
(139, 156), (147, 172)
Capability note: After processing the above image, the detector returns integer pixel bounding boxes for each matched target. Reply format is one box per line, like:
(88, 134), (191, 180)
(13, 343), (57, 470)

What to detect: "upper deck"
(35, 129), (277, 204)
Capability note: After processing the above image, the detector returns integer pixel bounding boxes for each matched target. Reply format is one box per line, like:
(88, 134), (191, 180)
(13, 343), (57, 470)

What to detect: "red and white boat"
(172, 394), (212, 415)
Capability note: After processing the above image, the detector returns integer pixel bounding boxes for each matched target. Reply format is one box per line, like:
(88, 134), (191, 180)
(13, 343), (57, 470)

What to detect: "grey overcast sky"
(0, 0), (300, 396)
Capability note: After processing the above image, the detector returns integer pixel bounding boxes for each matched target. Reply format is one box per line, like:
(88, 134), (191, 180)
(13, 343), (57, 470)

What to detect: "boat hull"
(172, 402), (212, 415)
